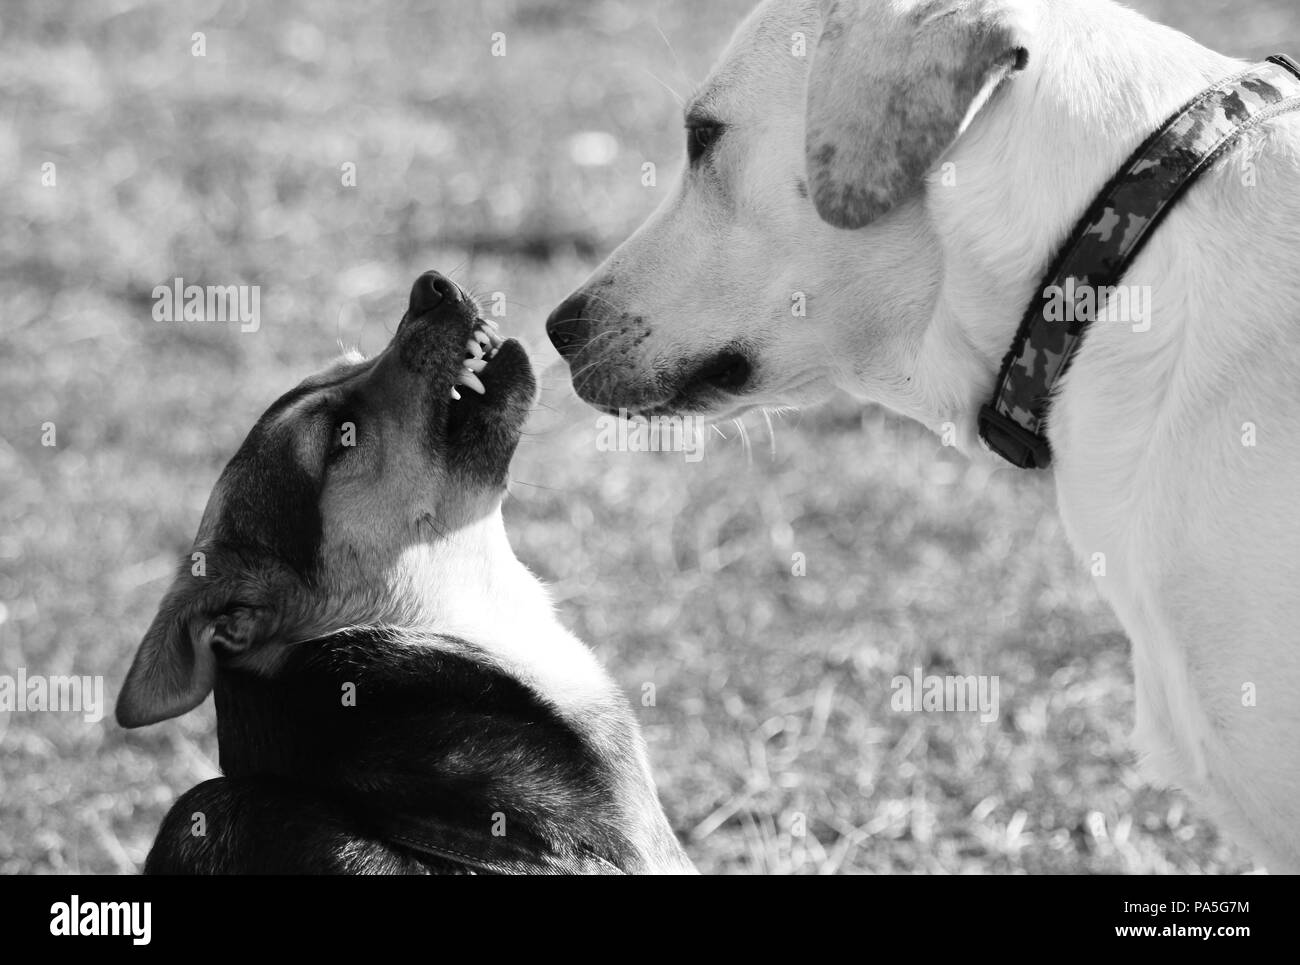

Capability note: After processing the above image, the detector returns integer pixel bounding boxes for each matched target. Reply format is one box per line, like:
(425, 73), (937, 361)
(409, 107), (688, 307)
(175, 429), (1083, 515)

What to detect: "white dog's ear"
(806, 0), (1032, 229)
(116, 562), (267, 728)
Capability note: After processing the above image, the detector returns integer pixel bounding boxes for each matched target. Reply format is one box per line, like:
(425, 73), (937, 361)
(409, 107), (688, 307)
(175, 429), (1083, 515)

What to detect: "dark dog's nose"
(545, 292), (593, 360)
(409, 270), (464, 317)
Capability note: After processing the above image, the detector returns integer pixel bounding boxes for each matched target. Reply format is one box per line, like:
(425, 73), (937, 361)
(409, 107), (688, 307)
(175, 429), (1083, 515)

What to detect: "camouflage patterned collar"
(978, 54), (1300, 470)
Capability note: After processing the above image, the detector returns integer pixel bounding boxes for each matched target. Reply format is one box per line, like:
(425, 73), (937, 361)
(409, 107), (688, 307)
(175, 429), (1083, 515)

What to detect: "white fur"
(571, 0), (1300, 870)
(389, 510), (620, 722)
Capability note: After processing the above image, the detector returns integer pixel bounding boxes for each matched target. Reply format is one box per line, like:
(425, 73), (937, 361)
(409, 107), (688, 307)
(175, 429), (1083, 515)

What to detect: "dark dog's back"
(146, 632), (684, 874)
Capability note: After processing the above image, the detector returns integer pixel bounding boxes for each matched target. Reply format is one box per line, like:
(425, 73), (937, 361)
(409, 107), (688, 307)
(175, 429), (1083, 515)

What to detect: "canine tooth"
(463, 357), (487, 373)
(457, 371), (486, 395)
(449, 387), (461, 401)
(465, 339), (484, 359)
(471, 319), (503, 350)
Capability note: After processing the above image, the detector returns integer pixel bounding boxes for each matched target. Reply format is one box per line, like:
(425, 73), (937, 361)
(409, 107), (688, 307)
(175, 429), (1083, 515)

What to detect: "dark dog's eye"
(686, 122), (724, 165)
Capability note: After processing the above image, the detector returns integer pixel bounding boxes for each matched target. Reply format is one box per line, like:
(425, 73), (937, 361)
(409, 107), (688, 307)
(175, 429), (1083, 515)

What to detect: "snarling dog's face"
(546, 0), (1032, 429)
(117, 272), (536, 727)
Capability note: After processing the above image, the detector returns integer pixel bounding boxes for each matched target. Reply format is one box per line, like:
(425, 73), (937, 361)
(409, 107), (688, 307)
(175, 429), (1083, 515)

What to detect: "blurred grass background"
(2, 0), (1297, 875)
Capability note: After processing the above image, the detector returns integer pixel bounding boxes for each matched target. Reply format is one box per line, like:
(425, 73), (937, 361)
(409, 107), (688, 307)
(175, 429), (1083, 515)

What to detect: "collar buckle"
(978, 404), (1052, 470)
(1268, 53), (1300, 78)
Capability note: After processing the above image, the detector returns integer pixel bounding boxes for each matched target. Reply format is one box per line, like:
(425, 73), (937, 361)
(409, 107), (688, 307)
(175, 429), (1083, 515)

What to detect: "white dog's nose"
(545, 291), (593, 360)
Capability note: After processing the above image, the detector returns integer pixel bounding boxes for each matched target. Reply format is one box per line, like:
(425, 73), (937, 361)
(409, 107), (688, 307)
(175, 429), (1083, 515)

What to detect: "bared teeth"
(457, 371), (486, 395)
(451, 320), (504, 402)
(474, 319), (503, 355)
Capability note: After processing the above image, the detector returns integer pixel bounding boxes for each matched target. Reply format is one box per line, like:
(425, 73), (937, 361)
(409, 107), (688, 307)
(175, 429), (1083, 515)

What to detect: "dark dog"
(117, 271), (695, 874)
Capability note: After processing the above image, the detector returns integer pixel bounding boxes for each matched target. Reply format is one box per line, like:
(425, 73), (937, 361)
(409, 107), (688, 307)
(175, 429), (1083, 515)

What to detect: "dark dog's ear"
(116, 561), (268, 728)
(805, 0), (1032, 229)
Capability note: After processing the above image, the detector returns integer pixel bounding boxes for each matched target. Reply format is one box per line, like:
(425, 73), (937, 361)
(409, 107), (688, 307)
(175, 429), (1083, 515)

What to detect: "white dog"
(547, 0), (1300, 871)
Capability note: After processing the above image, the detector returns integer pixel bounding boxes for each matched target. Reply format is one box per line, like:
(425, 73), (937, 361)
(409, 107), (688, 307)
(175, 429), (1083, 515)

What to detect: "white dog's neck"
(852, 0), (1242, 458)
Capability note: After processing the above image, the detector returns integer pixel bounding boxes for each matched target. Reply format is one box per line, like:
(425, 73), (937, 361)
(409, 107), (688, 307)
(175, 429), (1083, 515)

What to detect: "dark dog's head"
(117, 271), (536, 727)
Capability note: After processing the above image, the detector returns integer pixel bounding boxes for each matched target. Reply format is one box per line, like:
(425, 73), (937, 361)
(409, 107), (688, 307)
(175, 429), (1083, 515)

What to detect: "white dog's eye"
(686, 122), (723, 165)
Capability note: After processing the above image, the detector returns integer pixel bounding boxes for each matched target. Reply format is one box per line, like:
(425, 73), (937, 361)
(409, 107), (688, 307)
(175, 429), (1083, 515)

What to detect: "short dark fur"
(147, 633), (651, 874)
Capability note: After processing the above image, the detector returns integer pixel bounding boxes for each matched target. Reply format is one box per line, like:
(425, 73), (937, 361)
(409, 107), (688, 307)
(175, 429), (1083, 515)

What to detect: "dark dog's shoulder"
(177, 631), (642, 874)
(216, 630), (615, 819)
(144, 775), (473, 874)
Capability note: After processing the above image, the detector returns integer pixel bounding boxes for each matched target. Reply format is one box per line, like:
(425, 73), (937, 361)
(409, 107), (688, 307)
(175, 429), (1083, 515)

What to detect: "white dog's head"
(546, 0), (1034, 430)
